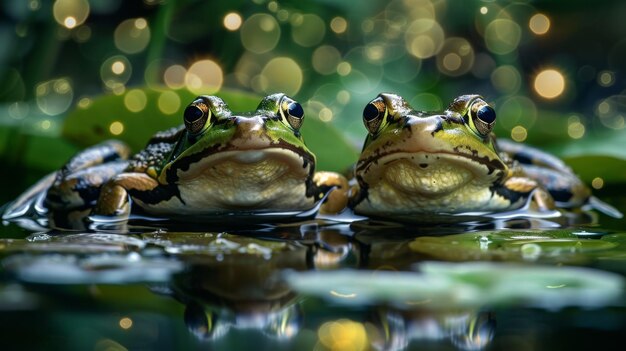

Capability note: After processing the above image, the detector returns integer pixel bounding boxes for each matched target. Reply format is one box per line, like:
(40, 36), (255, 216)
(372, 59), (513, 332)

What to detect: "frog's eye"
(280, 96), (305, 130)
(363, 97), (386, 135)
(468, 99), (496, 137)
(184, 99), (211, 134)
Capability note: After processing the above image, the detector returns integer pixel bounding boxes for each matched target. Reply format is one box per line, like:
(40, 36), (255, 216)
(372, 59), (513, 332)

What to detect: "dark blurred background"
(1, 0), (625, 200)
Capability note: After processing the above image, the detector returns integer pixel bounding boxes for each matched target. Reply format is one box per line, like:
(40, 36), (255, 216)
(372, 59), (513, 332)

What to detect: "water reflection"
(1, 216), (626, 349)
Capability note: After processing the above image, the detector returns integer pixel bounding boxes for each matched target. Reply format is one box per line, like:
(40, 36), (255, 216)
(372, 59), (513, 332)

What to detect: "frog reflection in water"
(5, 93), (346, 228)
(351, 93), (622, 219)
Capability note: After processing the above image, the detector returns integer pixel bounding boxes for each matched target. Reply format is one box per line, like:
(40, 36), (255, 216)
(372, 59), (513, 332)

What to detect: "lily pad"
(408, 230), (621, 264)
(62, 87), (357, 171)
(284, 261), (624, 310)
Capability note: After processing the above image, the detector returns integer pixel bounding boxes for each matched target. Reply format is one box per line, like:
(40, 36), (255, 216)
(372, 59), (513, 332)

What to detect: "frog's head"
(356, 93), (508, 199)
(158, 94), (316, 209)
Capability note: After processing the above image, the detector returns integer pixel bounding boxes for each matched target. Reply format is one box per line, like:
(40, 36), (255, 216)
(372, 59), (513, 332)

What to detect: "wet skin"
(9, 94), (345, 228)
(351, 93), (622, 219)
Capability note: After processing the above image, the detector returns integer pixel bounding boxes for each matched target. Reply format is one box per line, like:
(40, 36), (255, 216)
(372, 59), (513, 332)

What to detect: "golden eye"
(362, 97), (386, 135)
(469, 99), (496, 136)
(280, 96), (305, 130)
(183, 98), (211, 135)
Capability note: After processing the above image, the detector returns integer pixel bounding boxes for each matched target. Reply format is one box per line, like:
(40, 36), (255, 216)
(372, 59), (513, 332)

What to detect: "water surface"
(1, 188), (626, 351)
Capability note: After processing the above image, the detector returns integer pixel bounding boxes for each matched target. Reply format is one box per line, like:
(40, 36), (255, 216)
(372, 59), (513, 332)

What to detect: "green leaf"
(545, 131), (626, 183)
(62, 87), (358, 172)
(284, 261), (624, 310)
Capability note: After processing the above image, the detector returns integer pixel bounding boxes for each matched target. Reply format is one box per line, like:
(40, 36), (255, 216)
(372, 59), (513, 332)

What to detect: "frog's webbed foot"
(313, 171), (349, 214)
(92, 173), (160, 219)
(503, 176), (555, 212)
(529, 187), (555, 212)
(587, 196), (623, 218)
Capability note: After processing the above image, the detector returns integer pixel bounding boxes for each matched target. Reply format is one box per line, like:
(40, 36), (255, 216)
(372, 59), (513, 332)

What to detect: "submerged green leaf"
(284, 261), (624, 310)
(408, 230), (626, 264)
(546, 131), (626, 184)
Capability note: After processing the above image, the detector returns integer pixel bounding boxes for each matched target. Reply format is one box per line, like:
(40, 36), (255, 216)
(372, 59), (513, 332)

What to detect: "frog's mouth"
(359, 151), (504, 197)
(175, 147), (312, 184)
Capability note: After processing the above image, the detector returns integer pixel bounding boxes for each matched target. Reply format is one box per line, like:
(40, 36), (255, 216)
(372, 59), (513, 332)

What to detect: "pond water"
(1, 186), (626, 351)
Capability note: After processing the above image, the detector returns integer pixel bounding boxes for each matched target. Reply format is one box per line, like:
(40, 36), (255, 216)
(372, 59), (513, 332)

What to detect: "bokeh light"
(330, 16), (348, 34)
(317, 319), (368, 351)
(109, 121), (124, 135)
(119, 317), (133, 330)
(511, 125), (528, 142)
(567, 116), (585, 139)
(337, 90), (350, 105)
(77, 97), (91, 109)
(337, 62), (351, 76)
(158, 91), (180, 115)
(123, 89), (147, 113)
(491, 65), (521, 95)
(598, 71), (615, 87)
(292, 14), (326, 47)
(498, 96), (537, 129)
(114, 18), (151, 54)
(73, 25), (91, 42)
(592, 177), (604, 190)
(596, 95), (626, 129)
(436, 37), (474, 77)
(312, 45), (342, 75)
(340, 48), (383, 94)
(533, 69), (565, 99)
(185, 59), (223, 95)
(240, 13), (280, 54)
(163, 64), (187, 89)
(35, 78), (74, 116)
(529, 13), (550, 35)
(100, 55), (132, 91)
(484, 19), (521, 55)
(53, 0), (89, 29)
(258, 57), (303, 96)
(405, 19), (445, 59)
(223, 12), (242, 31)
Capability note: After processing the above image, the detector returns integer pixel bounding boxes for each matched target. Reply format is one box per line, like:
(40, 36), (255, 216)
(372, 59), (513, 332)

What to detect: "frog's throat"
(357, 151), (506, 196)
(173, 147), (313, 183)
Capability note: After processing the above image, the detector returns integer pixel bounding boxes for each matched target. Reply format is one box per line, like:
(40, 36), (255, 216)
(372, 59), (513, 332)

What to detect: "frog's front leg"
(502, 176), (555, 212)
(313, 171), (349, 214)
(93, 173), (160, 217)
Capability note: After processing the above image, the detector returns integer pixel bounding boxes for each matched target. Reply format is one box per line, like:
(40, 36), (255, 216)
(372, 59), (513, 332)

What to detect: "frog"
(350, 93), (622, 220)
(3, 93), (347, 229)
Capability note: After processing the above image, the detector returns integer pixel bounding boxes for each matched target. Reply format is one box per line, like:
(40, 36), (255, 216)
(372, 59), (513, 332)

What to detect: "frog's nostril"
(235, 116), (264, 134)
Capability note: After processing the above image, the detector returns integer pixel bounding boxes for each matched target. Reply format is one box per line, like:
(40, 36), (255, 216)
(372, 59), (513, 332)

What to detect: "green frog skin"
(351, 93), (622, 219)
(5, 93), (346, 228)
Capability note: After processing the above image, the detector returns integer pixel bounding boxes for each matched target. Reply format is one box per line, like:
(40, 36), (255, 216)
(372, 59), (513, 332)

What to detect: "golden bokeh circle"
(114, 18), (151, 54)
(292, 14), (326, 47)
(240, 13), (281, 54)
(259, 57), (303, 96)
(533, 69), (565, 99)
(185, 59), (223, 95)
(53, 0), (90, 29)
(312, 45), (342, 75)
(436, 37), (474, 77)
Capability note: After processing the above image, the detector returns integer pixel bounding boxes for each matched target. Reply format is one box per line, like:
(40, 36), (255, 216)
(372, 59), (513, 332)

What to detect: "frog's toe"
(314, 171), (349, 214)
(587, 196), (623, 219)
(93, 183), (131, 217)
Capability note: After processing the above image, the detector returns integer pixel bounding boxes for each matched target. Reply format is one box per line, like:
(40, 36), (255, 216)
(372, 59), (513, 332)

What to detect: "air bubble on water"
(26, 233), (51, 242)
(477, 235), (492, 250)
(572, 230), (604, 238)
(521, 243), (542, 261)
